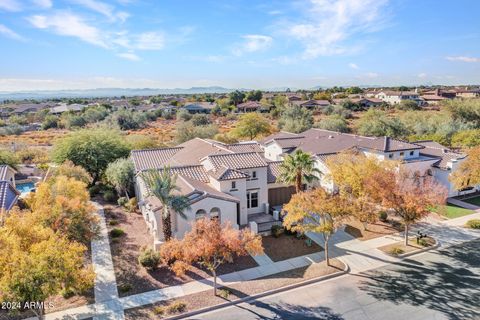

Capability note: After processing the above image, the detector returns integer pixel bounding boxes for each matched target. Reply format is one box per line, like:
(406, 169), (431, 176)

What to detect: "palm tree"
(278, 150), (320, 193)
(142, 167), (191, 241)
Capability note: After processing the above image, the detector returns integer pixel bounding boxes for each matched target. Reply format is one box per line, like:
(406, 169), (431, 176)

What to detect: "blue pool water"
(16, 182), (35, 194)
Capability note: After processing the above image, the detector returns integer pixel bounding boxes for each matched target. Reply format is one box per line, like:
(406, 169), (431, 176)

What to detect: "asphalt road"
(194, 239), (480, 320)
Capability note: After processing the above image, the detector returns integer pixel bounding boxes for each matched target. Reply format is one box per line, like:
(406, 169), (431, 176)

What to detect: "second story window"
(252, 171), (257, 179)
(399, 152), (405, 157)
(231, 181), (236, 190)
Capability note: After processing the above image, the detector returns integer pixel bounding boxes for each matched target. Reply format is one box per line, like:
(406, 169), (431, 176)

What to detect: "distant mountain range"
(0, 84), (388, 101)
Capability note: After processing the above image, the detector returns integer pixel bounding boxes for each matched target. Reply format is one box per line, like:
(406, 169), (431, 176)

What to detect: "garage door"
(268, 186), (296, 207)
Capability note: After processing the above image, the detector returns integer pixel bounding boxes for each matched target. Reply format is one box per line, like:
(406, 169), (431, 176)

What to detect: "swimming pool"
(16, 182), (35, 194)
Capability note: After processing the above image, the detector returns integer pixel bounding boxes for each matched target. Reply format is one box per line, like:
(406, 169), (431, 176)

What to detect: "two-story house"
(375, 90), (424, 106)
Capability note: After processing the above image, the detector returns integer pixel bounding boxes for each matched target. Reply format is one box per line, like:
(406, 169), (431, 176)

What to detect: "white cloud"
(28, 11), (108, 48)
(134, 31), (165, 50)
(283, 0), (389, 58)
(31, 0), (52, 8)
(232, 34), (273, 56)
(417, 72), (427, 78)
(0, 0), (22, 11)
(349, 62), (359, 69)
(70, 0), (129, 22)
(446, 56), (480, 63)
(116, 52), (140, 61)
(0, 24), (26, 41)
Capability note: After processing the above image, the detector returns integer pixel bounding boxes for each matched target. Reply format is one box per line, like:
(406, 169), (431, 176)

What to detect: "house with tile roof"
(0, 165), (19, 213)
(374, 90), (425, 106)
(132, 130), (477, 248)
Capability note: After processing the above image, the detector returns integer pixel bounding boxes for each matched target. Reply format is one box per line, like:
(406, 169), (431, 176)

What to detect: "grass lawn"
(431, 204), (474, 219)
(463, 196), (480, 206)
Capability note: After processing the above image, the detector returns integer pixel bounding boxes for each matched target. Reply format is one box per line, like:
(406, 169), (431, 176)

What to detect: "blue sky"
(0, 0), (480, 91)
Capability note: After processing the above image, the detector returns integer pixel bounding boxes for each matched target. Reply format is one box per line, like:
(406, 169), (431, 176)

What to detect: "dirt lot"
(379, 236), (436, 256)
(103, 202), (258, 297)
(262, 234), (323, 262)
(124, 259), (345, 319)
(344, 217), (404, 241)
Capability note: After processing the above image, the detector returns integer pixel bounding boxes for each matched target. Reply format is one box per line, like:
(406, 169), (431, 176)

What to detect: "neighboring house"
(333, 98), (384, 108)
(49, 103), (87, 114)
(455, 88), (480, 98)
(0, 165), (19, 212)
(261, 129), (477, 198)
(291, 99), (330, 110)
(8, 103), (51, 116)
(237, 101), (271, 113)
(422, 89), (457, 99)
(420, 95), (447, 105)
(182, 102), (216, 114)
(375, 91), (424, 105)
(131, 138), (288, 247)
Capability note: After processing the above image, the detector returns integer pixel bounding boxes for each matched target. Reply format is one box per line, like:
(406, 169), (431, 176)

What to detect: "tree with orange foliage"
(160, 218), (263, 295)
(450, 146), (480, 192)
(368, 169), (447, 245)
(326, 151), (397, 230)
(282, 188), (351, 266)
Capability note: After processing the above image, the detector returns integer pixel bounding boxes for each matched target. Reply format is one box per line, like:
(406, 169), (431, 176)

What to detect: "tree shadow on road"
(358, 239), (480, 320)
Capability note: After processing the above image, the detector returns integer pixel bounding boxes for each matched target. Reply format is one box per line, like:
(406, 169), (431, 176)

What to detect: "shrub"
(138, 248), (160, 270)
(118, 283), (132, 293)
(117, 197), (128, 206)
(271, 225), (284, 238)
(379, 211), (388, 222)
(167, 301), (187, 314)
(153, 306), (166, 315)
(217, 288), (231, 299)
(110, 228), (125, 238)
(466, 219), (480, 229)
(103, 190), (116, 202)
(418, 238), (430, 247)
(125, 197), (138, 213)
(389, 247), (405, 256)
(108, 220), (119, 226)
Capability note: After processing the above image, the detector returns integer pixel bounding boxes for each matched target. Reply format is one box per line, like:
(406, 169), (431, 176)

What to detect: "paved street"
(196, 239), (480, 320)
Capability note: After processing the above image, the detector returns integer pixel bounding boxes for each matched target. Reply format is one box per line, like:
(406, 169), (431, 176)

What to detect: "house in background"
(0, 165), (19, 212)
(182, 102), (216, 114)
(291, 99), (331, 110)
(455, 88), (480, 98)
(237, 101), (269, 113)
(375, 90), (424, 106)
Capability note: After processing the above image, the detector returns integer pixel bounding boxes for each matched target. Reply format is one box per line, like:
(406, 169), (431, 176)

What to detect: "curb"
(162, 261), (349, 320)
(395, 238), (440, 259)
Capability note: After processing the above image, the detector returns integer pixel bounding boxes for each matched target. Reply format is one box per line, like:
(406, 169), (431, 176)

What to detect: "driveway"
(196, 239), (480, 320)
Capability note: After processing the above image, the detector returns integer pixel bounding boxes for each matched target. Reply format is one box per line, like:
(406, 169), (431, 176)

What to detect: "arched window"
(210, 207), (221, 221)
(195, 209), (207, 220)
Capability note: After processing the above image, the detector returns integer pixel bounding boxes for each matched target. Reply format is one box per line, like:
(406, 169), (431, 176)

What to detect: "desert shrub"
(379, 211), (388, 222)
(110, 228), (125, 238)
(103, 190), (116, 203)
(153, 306), (166, 315)
(218, 288), (231, 299)
(418, 238), (430, 247)
(315, 114), (349, 132)
(167, 301), (187, 314)
(271, 225), (284, 238)
(466, 219), (480, 229)
(176, 109), (192, 121)
(117, 197), (128, 206)
(138, 248), (160, 270)
(108, 220), (119, 226)
(0, 124), (24, 136)
(389, 247), (405, 256)
(278, 105), (313, 133)
(125, 197), (138, 213)
(89, 185), (102, 196)
(190, 114), (211, 126)
(118, 283), (132, 293)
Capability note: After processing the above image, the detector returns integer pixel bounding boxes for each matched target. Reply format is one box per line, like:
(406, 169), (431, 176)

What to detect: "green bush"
(118, 283), (132, 294)
(110, 228), (125, 238)
(103, 190), (116, 203)
(466, 219), (480, 229)
(418, 238), (430, 247)
(125, 197), (138, 213)
(217, 288), (231, 299)
(89, 185), (102, 196)
(379, 211), (388, 222)
(271, 225), (284, 238)
(389, 247), (405, 256)
(167, 301), (187, 314)
(117, 197), (128, 206)
(138, 248), (160, 270)
(153, 306), (166, 315)
(108, 220), (119, 226)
